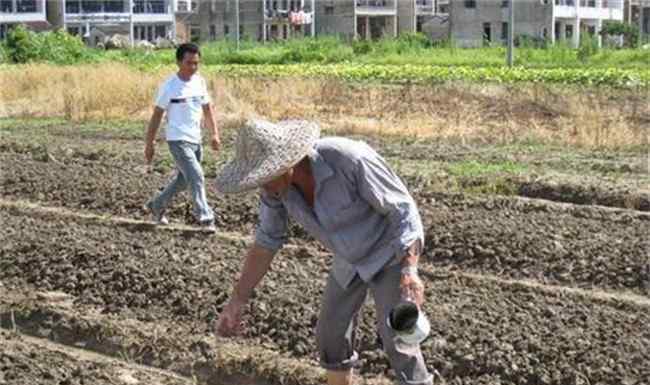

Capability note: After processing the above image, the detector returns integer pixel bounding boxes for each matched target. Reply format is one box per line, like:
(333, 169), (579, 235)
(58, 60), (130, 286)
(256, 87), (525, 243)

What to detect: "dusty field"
(0, 120), (648, 385)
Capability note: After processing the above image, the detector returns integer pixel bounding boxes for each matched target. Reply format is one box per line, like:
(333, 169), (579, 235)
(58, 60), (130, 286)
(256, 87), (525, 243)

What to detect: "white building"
(554, 0), (624, 47)
(450, 0), (624, 48)
(47, 0), (177, 46)
(0, 0), (49, 39)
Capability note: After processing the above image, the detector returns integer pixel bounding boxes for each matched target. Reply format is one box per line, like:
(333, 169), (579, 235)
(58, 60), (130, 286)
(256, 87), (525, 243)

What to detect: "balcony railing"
(265, 0), (305, 12)
(66, 1), (124, 13)
(356, 0), (394, 8)
(355, 0), (396, 14)
(64, 0), (170, 14)
(133, 0), (167, 14)
(416, 0), (434, 13)
(1, 0), (39, 13)
(176, 0), (197, 12)
(555, 0), (622, 8)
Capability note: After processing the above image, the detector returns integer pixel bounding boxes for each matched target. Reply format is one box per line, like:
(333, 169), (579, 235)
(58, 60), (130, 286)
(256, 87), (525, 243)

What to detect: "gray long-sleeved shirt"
(255, 137), (424, 289)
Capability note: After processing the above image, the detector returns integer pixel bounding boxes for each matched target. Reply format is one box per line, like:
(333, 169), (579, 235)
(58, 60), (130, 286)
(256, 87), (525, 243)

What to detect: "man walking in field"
(214, 119), (434, 385)
(144, 43), (220, 232)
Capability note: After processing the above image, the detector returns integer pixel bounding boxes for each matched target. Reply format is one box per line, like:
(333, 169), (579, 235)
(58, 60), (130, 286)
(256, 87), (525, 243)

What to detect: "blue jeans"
(149, 141), (214, 223)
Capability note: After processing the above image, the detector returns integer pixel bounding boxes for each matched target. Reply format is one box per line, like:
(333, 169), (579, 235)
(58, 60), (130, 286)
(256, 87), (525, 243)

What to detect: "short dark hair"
(176, 43), (201, 62)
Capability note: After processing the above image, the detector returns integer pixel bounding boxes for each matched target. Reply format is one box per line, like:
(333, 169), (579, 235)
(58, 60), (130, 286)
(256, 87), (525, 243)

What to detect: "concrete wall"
(450, 1), (552, 47)
(198, 0), (227, 41)
(398, 0), (416, 34)
(47, 0), (64, 29)
(315, 0), (355, 40)
(422, 16), (450, 41)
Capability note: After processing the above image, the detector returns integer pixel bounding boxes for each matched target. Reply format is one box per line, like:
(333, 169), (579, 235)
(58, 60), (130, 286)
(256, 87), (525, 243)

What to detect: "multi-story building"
(626, 0), (650, 40)
(47, 0), (176, 45)
(195, 0), (315, 43)
(313, 0), (449, 41)
(312, 0), (397, 40)
(0, 0), (49, 39)
(449, 0), (624, 48)
(397, 0), (449, 40)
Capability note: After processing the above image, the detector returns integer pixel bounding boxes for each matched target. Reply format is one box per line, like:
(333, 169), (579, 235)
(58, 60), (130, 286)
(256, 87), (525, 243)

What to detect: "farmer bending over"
(215, 119), (434, 385)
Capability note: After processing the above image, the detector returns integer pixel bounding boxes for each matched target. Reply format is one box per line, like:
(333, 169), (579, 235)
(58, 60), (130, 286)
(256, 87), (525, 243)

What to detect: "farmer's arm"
(202, 103), (220, 151)
(355, 154), (425, 304)
(217, 192), (288, 336)
(230, 244), (276, 303)
(144, 107), (165, 164)
(233, 191), (288, 301)
(355, 154), (422, 261)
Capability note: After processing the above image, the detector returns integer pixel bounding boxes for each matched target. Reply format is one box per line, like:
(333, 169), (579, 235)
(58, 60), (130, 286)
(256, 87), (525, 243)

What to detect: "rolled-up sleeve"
(154, 83), (170, 110)
(255, 192), (289, 253)
(355, 155), (424, 254)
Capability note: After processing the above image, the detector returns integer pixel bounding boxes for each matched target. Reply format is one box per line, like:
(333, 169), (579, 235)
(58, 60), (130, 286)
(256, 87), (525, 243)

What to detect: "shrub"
(5, 25), (88, 64)
(577, 33), (599, 63)
(600, 21), (639, 48)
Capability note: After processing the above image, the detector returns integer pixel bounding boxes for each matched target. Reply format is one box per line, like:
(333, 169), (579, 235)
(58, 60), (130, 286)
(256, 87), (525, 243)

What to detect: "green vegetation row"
(1, 24), (649, 71)
(208, 63), (649, 87)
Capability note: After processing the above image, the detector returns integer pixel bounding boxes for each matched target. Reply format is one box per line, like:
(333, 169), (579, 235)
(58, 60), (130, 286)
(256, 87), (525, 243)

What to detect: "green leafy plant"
(600, 20), (640, 48)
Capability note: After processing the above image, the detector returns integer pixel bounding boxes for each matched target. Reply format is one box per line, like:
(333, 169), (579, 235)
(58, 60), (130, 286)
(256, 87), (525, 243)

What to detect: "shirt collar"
(307, 148), (334, 192)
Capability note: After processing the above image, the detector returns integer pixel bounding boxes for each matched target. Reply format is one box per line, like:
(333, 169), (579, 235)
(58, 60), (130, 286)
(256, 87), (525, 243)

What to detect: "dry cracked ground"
(0, 119), (648, 385)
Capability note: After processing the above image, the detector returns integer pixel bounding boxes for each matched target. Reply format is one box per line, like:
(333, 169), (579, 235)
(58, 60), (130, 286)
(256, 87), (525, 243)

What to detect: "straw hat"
(215, 119), (320, 194)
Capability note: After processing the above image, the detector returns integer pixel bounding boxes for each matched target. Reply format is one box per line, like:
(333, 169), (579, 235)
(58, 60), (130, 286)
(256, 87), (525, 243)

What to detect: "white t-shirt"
(155, 73), (211, 144)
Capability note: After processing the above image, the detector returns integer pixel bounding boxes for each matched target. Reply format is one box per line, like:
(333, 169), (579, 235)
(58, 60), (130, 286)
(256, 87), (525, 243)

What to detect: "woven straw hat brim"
(215, 120), (320, 194)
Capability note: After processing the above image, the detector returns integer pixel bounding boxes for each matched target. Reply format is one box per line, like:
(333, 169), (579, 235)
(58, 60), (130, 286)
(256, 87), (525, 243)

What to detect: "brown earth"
(0, 123), (648, 384)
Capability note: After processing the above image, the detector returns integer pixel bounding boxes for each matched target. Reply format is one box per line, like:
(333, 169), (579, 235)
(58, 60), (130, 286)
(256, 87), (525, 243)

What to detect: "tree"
(599, 21), (639, 48)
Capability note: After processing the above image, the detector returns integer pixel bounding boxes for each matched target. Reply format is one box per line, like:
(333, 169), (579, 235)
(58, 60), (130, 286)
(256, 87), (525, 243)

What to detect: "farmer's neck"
(292, 158), (315, 207)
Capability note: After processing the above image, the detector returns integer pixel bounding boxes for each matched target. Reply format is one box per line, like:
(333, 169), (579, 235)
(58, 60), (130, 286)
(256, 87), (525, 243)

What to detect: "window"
(325, 5), (334, 15)
(155, 25), (166, 39)
(464, 0), (476, 8)
(224, 24), (230, 36)
(565, 24), (573, 39)
(501, 22), (508, 40)
(541, 27), (548, 38)
(190, 26), (200, 42)
(81, 0), (101, 13)
(104, 1), (124, 13)
(17, 0), (37, 12)
(501, 0), (509, 8)
(483, 22), (491, 43)
(1, 0), (13, 12)
(210, 24), (217, 40)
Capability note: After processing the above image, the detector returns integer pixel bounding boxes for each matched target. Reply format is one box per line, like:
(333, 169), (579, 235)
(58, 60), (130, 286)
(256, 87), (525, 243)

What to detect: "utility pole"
(235, 0), (240, 49)
(311, 0), (315, 37)
(507, 0), (514, 67)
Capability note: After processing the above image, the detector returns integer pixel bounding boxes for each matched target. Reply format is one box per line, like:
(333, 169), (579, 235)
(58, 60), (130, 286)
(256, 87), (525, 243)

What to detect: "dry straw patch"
(1, 63), (647, 149)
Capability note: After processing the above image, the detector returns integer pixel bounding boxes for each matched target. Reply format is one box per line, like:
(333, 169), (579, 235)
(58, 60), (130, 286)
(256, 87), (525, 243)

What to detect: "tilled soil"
(1, 124), (649, 384)
(1, 208), (648, 385)
(2, 147), (647, 296)
(420, 194), (650, 296)
(0, 329), (195, 385)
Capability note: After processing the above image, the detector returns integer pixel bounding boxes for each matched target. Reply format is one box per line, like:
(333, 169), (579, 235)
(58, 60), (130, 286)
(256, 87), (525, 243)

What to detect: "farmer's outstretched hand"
(216, 297), (245, 337)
